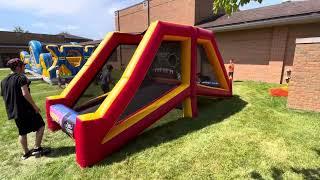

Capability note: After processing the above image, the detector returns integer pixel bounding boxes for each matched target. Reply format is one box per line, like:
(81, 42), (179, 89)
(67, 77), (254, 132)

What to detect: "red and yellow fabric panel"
(46, 21), (232, 168)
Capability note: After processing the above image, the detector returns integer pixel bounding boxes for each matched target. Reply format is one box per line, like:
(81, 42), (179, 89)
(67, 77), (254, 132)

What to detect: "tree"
(213, 0), (263, 15)
(13, 26), (29, 33)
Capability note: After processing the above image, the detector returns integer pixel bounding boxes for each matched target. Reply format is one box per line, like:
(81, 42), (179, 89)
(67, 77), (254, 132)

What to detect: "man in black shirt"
(1, 58), (48, 160)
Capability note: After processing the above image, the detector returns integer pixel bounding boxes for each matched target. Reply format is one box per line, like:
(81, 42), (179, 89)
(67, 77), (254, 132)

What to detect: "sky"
(0, 0), (283, 40)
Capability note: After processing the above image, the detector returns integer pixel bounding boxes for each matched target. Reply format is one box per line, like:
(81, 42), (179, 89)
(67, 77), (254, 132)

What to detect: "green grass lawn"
(0, 69), (319, 179)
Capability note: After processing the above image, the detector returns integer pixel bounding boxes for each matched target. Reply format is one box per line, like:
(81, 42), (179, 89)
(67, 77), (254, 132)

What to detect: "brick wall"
(284, 23), (320, 66)
(149, 0), (195, 26)
(216, 28), (284, 83)
(116, 0), (216, 33)
(116, 2), (148, 33)
(217, 23), (320, 83)
(287, 37), (320, 112)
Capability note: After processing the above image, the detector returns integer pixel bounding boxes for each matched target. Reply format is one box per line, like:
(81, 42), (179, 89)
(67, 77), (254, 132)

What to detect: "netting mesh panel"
(118, 41), (182, 121)
(197, 45), (221, 88)
(73, 45), (137, 113)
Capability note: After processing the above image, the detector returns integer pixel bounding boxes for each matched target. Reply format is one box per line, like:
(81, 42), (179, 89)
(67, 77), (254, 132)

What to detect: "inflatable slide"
(20, 40), (95, 84)
(46, 21), (232, 167)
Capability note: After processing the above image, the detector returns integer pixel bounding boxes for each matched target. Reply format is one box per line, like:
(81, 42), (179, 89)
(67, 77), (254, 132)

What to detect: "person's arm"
(21, 85), (40, 113)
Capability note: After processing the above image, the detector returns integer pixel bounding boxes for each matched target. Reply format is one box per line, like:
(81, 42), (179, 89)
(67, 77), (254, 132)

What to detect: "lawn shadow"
(250, 171), (265, 180)
(291, 167), (320, 179)
(313, 148), (320, 156)
(271, 167), (284, 180)
(98, 95), (247, 166)
(46, 146), (75, 158)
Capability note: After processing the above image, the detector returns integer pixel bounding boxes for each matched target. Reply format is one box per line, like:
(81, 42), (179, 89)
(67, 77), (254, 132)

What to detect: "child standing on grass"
(100, 65), (114, 93)
(0, 58), (50, 160)
(228, 59), (235, 80)
(55, 64), (63, 88)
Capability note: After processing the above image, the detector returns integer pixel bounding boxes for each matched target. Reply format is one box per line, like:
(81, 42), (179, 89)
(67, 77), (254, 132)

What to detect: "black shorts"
(228, 72), (234, 78)
(101, 84), (110, 93)
(15, 112), (45, 136)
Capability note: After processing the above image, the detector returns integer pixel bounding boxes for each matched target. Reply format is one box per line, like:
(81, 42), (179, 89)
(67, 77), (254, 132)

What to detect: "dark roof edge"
(79, 40), (102, 46)
(200, 12), (320, 32)
(0, 45), (28, 48)
(64, 36), (92, 40)
(195, 13), (226, 25)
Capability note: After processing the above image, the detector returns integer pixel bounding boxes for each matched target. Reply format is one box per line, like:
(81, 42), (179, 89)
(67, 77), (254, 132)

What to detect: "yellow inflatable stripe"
(87, 22), (158, 120)
(101, 84), (188, 144)
(197, 39), (229, 91)
(39, 55), (50, 78)
(198, 84), (229, 91)
(182, 97), (192, 118)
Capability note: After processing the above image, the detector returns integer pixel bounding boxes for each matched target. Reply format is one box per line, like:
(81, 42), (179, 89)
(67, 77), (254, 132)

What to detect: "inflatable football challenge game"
(46, 21), (232, 167)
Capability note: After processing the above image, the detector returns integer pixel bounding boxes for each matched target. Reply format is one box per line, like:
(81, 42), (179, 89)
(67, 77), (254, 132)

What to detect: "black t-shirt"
(1, 73), (33, 120)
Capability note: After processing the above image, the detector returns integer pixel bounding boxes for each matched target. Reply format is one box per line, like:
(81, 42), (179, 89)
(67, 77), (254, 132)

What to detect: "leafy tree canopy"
(213, 0), (263, 14)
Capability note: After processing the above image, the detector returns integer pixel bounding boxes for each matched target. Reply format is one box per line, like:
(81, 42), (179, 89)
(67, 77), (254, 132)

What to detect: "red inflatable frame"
(46, 21), (232, 167)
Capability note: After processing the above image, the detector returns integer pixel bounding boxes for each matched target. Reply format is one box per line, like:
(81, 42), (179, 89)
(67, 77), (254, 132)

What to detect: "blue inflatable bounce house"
(20, 40), (95, 84)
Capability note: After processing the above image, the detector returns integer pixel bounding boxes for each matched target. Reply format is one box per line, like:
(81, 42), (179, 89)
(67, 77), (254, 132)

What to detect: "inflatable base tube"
(50, 104), (78, 137)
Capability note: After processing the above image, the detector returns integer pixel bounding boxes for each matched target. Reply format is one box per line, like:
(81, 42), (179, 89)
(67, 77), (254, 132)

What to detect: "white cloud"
(31, 22), (47, 28)
(65, 25), (80, 31)
(0, 0), (142, 39)
(0, 0), (88, 15)
(0, 0), (142, 16)
(31, 22), (79, 32)
(0, 0), (139, 16)
(0, 27), (9, 31)
(55, 24), (80, 31)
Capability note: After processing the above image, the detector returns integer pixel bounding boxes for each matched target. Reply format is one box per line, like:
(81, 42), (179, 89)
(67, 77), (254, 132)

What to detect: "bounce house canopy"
(46, 21), (232, 167)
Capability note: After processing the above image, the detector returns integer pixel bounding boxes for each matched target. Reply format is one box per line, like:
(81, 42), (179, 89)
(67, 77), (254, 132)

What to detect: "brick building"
(115, 0), (217, 33)
(0, 31), (91, 67)
(113, 0), (320, 83)
(287, 37), (320, 112)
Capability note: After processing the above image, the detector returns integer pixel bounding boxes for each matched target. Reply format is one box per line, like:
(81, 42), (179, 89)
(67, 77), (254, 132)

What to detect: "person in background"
(120, 63), (125, 71)
(100, 65), (114, 93)
(55, 64), (63, 88)
(0, 58), (50, 160)
(228, 59), (235, 80)
(285, 69), (292, 83)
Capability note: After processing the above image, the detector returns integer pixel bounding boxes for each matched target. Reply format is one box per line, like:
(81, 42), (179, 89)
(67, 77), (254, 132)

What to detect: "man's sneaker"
(32, 147), (51, 157)
(21, 151), (32, 160)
